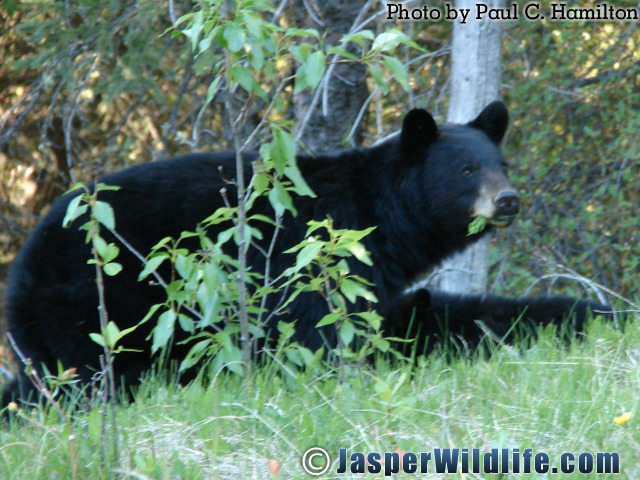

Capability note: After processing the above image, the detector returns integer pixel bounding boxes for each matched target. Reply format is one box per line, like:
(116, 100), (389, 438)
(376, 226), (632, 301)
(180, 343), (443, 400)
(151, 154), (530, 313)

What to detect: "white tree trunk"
(433, 0), (505, 294)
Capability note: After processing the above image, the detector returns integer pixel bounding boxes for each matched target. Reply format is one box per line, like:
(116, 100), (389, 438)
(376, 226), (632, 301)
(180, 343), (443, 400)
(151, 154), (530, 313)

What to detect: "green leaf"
(199, 291), (221, 327)
(345, 241), (373, 266)
(198, 32), (213, 53)
(103, 262), (123, 276)
(340, 279), (378, 304)
(206, 76), (222, 104)
(252, 172), (271, 194)
(152, 310), (176, 354)
(93, 200), (115, 230)
(371, 336), (390, 352)
(382, 55), (409, 91)
(355, 311), (383, 330)
(103, 243), (120, 263)
(298, 347), (315, 366)
(268, 180), (295, 217)
(339, 278), (360, 304)
(138, 255), (166, 281)
(468, 216), (487, 236)
(94, 184), (121, 192)
(173, 12), (196, 28)
(341, 226), (376, 241)
(248, 40), (265, 70)
(371, 30), (403, 52)
(151, 236), (174, 251)
(64, 183), (87, 195)
(175, 254), (193, 279)
(224, 24), (246, 53)
(325, 45), (359, 60)
(93, 234), (109, 258)
(368, 64), (389, 95)
(232, 64), (255, 93)
(340, 30), (375, 46)
(104, 321), (121, 349)
(284, 166), (316, 197)
(178, 314), (195, 334)
(182, 10), (203, 51)
(180, 340), (211, 371)
(371, 29), (421, 52)
(93, 235), (119, 264)
(140, 303), (163, 325)
(115, 324), (138, 345)
(285, 27), (320, 38)
(293, 63), (308, 94)
(316, 312), (342, 328)
(295, 241), (323, 270)
(305, 51), (326, 91)
(89, 333), (105, 347)
(270, 127), (296, 175)
(303, 219), (330, 237)
(339, 320), (356, 346)
(338, 278), (377, 304)
(62, 195), (87, 228)
(221, 344), (244, 376)
(217, 227), (236, 245)
(277, 320), (296, 339)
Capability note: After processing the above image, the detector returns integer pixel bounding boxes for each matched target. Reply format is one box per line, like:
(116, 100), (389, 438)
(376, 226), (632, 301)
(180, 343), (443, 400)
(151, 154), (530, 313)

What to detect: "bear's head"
(398, 101), (520, 235)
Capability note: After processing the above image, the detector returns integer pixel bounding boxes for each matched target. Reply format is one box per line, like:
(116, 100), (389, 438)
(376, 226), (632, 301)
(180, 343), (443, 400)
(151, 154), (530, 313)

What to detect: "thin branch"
(65, 54), (100, 184)
(168, 0), (177, 24)
(271, 0), (289, 24)
(191, 72), (225, 149)
(257, 213), (282, 326)
(223, 55), (252, 372)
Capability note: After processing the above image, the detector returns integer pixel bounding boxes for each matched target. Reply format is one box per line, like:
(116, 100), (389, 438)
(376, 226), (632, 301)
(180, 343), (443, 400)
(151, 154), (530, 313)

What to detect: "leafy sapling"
(283, 218), (395, 378)
(63, 182), (128, 462)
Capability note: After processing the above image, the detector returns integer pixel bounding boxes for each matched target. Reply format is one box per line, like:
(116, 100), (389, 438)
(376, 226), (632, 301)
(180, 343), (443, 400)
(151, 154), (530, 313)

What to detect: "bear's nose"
(494, 190), (520, 216)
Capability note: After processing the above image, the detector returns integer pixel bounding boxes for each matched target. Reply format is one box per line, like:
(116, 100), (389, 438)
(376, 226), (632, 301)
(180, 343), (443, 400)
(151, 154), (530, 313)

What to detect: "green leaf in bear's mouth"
(468, 216), (487, 235)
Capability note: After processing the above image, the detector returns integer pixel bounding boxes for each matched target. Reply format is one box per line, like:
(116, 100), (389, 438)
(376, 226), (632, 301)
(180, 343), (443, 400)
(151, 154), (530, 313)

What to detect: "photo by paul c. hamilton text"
(385, 2), (640, 23)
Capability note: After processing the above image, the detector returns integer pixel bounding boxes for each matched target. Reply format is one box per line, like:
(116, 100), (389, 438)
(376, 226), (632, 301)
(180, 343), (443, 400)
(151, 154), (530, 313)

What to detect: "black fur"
(3, 102), (525, 404)
(386, 288), (616, 355)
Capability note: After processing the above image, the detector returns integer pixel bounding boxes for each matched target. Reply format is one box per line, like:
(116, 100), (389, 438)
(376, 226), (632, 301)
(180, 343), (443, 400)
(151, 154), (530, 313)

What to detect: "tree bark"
(291, 0), (370, 153)
(433, 0), (505, 294)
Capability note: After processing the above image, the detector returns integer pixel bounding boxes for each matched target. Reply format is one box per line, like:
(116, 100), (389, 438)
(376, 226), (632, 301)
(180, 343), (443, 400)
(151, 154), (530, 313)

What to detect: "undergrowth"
(0, 311), (639, 479)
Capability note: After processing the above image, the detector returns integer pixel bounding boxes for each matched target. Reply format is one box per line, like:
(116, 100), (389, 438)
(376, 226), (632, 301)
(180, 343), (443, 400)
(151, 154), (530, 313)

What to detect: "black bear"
(2, 101), (574, 404)
(385, 288), (614, 356)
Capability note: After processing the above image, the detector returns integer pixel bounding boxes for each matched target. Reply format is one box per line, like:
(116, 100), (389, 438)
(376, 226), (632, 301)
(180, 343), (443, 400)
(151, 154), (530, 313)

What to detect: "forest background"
(1, 0), (637, 319)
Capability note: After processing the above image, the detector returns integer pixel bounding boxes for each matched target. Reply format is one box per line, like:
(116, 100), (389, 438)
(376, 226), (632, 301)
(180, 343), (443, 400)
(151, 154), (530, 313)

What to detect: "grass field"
(0, 312), (638, 479)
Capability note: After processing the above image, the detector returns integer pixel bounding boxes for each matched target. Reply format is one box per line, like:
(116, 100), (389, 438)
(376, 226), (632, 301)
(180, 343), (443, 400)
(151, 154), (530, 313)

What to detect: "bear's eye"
(500, 161), (508, 173)
(461, 163), (476, 177)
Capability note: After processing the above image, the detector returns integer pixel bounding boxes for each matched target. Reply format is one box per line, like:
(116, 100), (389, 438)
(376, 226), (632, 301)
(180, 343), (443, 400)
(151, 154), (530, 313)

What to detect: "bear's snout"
(494, 190), (520, 217)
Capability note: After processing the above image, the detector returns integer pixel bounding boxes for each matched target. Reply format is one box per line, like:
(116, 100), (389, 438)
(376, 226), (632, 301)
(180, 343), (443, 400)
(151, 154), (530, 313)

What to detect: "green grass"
(1, 313), (639, 479)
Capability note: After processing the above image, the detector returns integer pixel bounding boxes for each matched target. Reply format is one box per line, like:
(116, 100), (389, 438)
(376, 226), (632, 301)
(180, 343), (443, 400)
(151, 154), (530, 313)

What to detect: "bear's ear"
(400, 109), (438, 150)
(468, 100), (509, 144)
(413, 288), (431, 310)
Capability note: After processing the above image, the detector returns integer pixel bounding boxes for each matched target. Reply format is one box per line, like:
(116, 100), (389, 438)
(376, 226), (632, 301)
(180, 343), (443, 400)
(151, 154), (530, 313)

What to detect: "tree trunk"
(433, 0), (505, 294)
(291, 0), (370, 153)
